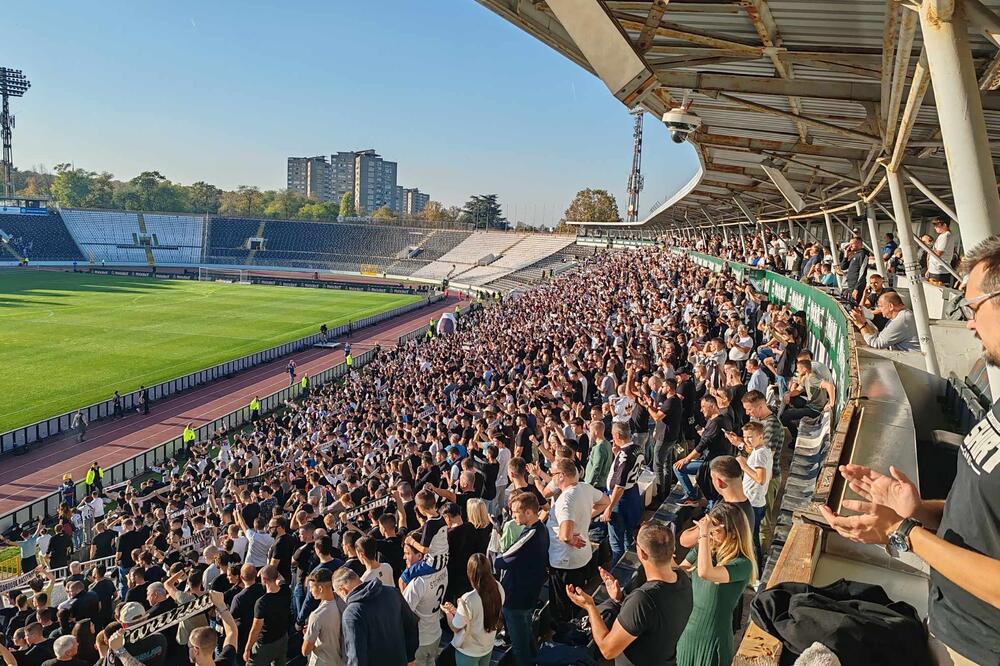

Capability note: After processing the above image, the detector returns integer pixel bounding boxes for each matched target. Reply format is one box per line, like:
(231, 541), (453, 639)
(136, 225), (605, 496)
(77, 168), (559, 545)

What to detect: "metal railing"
(0, 295), (442, 455)
(0, 305), (453, 532)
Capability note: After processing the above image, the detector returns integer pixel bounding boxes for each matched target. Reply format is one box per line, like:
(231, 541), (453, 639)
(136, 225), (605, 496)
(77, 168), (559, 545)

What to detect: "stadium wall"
(0, 294), (443, 455)
(0, 298), (476, 533)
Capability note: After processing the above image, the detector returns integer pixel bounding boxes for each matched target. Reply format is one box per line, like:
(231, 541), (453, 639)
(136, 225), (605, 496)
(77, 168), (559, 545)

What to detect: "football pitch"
(0, 269), (421, 432)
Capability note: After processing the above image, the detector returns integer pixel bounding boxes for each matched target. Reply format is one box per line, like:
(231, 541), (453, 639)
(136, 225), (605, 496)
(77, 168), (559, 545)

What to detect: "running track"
(0, 295), (466, 516)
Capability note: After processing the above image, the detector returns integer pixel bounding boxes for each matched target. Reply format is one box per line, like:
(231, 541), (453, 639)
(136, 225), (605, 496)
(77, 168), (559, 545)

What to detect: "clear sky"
(7, 1), (698, 227)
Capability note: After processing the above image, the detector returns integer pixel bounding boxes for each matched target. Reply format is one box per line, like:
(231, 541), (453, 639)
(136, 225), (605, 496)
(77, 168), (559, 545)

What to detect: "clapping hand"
(565, 585), (595, 611)
(599, 566), (623, 602)
(819, 498), (903, 545)
(840, 464), (921, 520)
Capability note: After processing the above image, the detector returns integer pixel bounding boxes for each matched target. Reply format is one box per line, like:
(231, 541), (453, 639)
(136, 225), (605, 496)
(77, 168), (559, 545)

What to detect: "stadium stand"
(60, 209), (147, 264)
(0, 211), (85, 262)
(142, 213), (206, 263)
(204, 217), (260, 264)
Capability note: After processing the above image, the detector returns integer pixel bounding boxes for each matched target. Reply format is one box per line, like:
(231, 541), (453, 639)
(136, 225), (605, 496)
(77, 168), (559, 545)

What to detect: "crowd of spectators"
(1, 243), (845, 666)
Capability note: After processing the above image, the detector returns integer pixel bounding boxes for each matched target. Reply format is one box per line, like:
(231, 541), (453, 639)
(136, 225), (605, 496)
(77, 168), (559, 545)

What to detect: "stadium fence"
(0, 294), (444, 456)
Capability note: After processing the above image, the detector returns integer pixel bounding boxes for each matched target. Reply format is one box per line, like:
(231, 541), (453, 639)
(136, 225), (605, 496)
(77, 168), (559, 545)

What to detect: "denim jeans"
(117, 566), (130, 599)
(503, 607), (536, 666)
(291, 582), (306, 618)
(677, 458), (707, 500)
(752, 504), (767, 568)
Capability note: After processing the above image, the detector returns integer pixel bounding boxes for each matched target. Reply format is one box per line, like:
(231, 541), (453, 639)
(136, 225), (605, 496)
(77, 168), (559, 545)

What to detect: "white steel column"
(886, 168), (941, 375)
(920, 0), (1000, 250)
(867, 204), (888, 277)
(823, 211), (841, 264)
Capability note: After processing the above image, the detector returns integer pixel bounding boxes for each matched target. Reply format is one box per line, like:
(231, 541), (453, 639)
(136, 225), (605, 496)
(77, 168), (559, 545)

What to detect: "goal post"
(197, 267), (251, 284)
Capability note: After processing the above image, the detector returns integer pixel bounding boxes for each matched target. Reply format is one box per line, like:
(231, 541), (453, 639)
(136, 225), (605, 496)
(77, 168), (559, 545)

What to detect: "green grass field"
(0, 270), (421, 432)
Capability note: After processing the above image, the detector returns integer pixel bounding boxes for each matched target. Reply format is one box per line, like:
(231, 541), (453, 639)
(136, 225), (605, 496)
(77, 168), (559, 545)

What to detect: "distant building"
(286, 156), (333, 201)
(402, 188), (430, 216)
(353, 150), (397, 213)
(287, 150), (425, 215)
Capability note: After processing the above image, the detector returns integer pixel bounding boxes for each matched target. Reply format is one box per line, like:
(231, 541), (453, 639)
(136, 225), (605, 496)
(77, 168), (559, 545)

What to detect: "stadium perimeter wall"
(0, 298), (475, 533)
(0, 293), (443, 454)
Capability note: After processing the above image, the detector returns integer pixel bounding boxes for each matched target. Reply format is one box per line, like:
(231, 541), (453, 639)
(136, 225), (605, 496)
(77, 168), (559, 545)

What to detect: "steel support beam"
(885, 8), (919, 148)
(823, 211), (841, 264)
(885, 167), (941, 375)
(902, 168), (959, 222)
(888, 51), (931, 171)
(919, 0), (1000, 251)
(867, 204), (889, 277)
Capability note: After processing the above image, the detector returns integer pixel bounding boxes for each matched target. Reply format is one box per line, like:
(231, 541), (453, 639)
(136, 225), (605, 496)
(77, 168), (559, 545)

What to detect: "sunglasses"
(949, 289), (1000, 320)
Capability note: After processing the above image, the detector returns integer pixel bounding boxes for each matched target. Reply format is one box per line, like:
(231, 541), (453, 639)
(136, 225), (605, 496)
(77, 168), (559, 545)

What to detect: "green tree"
(188, 181), (221, 213)
(83, 172), (115, 209)
(236, 185), (263, 216)
(372, 206), (396, 221)
(562, 188), (621, 224)
(460, 194), (506, 229)
(338, 192), (355, 218)
(296, 201), (338, 220)
(422, 200), (450, 222)
(130, 171), (168, 210)
(264, 190), (307, 219)
(50, 165), (93, 207)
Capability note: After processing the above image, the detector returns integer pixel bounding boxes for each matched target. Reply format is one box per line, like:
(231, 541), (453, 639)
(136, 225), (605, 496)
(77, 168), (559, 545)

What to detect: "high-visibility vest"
(85, 469), (96, 485)
(250, 398), (260, 411)
(183, 427), (196, 443)
(301, 376), (309, 388)
(346, 354), (353, 367)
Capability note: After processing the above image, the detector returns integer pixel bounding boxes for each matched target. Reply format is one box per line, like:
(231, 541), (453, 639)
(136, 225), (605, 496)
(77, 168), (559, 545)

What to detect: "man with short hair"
(679, 455), (754, 549)
(547, 458), (610, 622)
(494, 491), (549, 666)
(851, 291), (920, 351)
(602, 421), (645, 566)
(567, 523), (693, 665)
(187, 591), (239, 666)
(823, 236), (1000, 665)
(673, 395), (729, 504)
(18, 622), (55, 666)
(40, 634), (86, 666)
(334, 567), (419, 666)
(780, 359), (836, 439)
(926, 218), (955, 284)
(229, 564), (263, 659)
(244, 565), (291, 666)
(301, 569), (344, 666)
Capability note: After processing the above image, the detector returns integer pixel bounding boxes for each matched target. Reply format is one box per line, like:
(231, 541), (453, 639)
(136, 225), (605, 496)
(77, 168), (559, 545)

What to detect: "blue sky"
(7, 1), (698, 226)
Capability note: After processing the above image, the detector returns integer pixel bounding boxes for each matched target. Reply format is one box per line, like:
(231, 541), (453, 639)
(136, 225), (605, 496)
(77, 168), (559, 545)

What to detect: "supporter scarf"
(0, 572), (35, 593)
(124, 594), (214, 643)
(233, 462), (287, 485)
(341, 495), (391, 522)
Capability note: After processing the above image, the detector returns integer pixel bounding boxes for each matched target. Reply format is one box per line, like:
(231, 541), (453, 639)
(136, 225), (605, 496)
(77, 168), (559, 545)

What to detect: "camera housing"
(662, 107), (703, 143)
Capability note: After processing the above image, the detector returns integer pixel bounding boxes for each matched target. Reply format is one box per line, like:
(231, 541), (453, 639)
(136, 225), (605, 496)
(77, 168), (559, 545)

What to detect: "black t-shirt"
(93, 577), (117, 617)
(47, 533), (72, 568)
(293, 543), (317, 586)
(41, 659), (89, 666)
(662, 395), (684, 443)
(92, 529), (116, 558)
(253, 586), (292, 644)
(125, 582), (149, 608)
(268, 533), (299, 583)
(16, 639), (54, 666)
(240, 502), (261, 527)
(214, 644), (238, 666)
(116, 530), (147, 568)
(445, 523), (477, 602)
(125, 632), (168, 666)
(376, 535), (405, 581)
(928, 398), (1000, 665)
(731, 499), (755, 535)
(515, 427), (533, 463)
(616, 575), (693, 666)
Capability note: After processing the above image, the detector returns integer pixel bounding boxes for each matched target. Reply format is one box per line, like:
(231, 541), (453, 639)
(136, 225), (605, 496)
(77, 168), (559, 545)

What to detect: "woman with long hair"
(442, 553), (505, 666)
(676, 502), (757, 666)
(465, 499), (494, 556)
(72, 619), (100, 664)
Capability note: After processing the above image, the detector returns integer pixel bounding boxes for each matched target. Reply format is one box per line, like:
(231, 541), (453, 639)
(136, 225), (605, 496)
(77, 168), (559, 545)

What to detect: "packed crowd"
(1, 244), (843, 666)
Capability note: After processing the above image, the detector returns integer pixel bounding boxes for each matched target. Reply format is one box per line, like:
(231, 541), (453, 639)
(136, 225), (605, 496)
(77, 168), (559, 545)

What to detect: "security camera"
(662, 107), (702, 144)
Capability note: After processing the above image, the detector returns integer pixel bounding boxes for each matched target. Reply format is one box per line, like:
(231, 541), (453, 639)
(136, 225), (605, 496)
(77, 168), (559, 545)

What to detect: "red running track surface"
(0, 295), (467, 516)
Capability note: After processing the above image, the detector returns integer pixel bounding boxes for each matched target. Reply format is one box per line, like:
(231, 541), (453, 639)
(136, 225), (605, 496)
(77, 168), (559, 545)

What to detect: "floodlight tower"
(0, 68), (31, 197)
(625, 107), (644, 223)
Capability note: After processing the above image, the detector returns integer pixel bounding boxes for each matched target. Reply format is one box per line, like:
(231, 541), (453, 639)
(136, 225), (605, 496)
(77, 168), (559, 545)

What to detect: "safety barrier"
(0, 295), (442, 455)
(0, 309), (444, 533)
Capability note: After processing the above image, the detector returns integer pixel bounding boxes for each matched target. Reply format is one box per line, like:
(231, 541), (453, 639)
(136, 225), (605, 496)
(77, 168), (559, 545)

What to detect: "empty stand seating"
(142, 213), (205, 263)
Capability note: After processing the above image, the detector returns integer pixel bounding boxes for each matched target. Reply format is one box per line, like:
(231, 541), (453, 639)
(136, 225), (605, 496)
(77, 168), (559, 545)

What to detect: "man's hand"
(819, 499), (903, 545)
(109, 630), (126, 652)
(598, 567), (623, 603)
(600, 507), (613, 523)
(840, 464), (921, 520)
(568, 533), (587, 549)
(566, 585), (595, 611)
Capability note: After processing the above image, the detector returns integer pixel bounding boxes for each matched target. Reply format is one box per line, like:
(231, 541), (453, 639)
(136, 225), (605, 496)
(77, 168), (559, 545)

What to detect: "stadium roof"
(475, 0), (1000, 229)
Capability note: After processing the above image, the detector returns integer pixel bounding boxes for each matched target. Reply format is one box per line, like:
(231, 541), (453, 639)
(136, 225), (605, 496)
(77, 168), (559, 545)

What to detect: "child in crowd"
(735, 422), (772, 568)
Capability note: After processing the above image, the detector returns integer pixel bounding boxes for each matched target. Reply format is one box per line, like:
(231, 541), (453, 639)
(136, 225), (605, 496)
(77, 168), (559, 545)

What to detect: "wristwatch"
(886, 518), (921, 558)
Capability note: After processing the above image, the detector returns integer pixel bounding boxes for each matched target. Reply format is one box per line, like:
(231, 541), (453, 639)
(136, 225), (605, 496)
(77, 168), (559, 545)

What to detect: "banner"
(341, 495), (391, 522)
(124, 594), (214, 643)
(178, 527), (215, 553)
(166, 480), (213, 520)
(233, 462), (287, 485)
(0, 572), (36, 594)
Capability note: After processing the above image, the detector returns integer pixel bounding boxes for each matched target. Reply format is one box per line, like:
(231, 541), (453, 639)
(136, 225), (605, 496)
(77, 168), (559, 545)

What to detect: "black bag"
(750, 579), (932, 666)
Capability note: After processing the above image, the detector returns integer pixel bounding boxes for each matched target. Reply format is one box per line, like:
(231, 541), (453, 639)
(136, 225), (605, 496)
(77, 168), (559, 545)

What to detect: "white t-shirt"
(360, 563), (394, 587)
(88, 496), (106, 518)
(403, 567), (448, 647)
(928, 230), (955, 274)
(742, 447), (774, 508)
(244, 529), (274, 567)
(728, 336), (754, 362)
(452, 585), (506, 658)
(547, 482), (604, 570)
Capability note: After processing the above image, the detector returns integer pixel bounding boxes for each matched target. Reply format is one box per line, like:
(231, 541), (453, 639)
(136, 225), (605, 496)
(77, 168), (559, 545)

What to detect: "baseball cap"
(119, 602), (146, 623)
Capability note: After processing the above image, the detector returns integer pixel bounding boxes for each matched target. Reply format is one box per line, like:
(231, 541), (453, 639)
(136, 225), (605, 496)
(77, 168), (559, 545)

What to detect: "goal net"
(198, 267), (251, 284)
